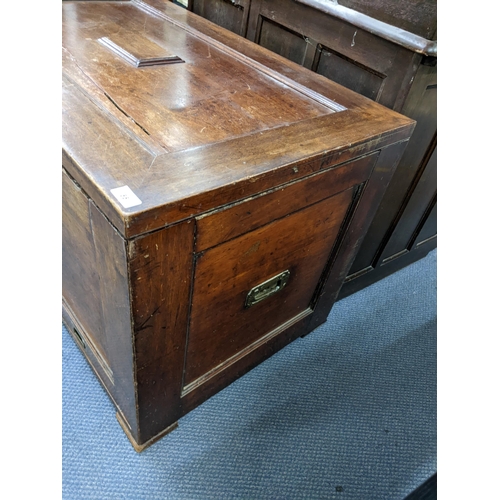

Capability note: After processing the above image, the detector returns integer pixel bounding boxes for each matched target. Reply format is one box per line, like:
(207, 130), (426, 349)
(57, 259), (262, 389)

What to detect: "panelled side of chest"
(126, 151), (388, 447)
(112, 156), (375, 446)
(62, 168), (139, 438)
(63, 167), (194, 447)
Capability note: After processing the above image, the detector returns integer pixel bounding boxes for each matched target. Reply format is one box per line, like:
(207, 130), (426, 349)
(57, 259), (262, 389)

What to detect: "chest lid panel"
(62, 0), (415, 239)
(63, 0), (340, 154)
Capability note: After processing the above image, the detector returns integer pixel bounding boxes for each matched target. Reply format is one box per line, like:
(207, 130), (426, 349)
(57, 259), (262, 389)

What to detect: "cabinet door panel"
(315, 46), (385, 101)
(380, 145), (437, 261)
(345, 65), (436, 277)
(192, 0), (251, 36)
(258, 16), (314, 67)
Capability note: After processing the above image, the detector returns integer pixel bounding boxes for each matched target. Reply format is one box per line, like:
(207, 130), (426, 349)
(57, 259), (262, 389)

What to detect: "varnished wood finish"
(186, 188), (354, 386)
(196, 153), (377, 251)
(62, 169), (105, 354)
(62, 0), (414, 449)
(98, 35), (185, 67)
(62, 169), (138, 437)
(183, 0), (437, 297)
(116, 412), (179, 453)
(129, 221), (194, 443)
(63, 0), (341, 151)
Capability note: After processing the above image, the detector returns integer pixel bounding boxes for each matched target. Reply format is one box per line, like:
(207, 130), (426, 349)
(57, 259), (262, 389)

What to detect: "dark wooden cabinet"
(340, 57), (436, 296)
(183, 0), (437, 297)
(337, 0), (437, 40)
(62, 0), (414, 451)
(191, 0), (252, 36)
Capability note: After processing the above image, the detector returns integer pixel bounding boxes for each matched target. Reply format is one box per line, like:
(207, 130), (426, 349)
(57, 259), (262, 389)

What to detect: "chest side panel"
(62, 170), (106, 353)
(62, 169), (138, 436)
(184, 188), (353, 388)
(182, 153), (378, 394)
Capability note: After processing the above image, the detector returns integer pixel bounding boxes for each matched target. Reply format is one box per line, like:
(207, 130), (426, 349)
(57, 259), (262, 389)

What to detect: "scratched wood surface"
(185, 187), (353, 386)
(129, 220), (195, 443)
(62, 0), (415, 450)
(63, 169), (139, 437)
(63, 0), (331, 153)
(195, 153), (377, 251)
(62, 0), (413, 239)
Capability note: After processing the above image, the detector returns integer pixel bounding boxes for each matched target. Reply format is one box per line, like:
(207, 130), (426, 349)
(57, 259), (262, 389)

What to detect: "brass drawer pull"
(245, 270), (290, 308)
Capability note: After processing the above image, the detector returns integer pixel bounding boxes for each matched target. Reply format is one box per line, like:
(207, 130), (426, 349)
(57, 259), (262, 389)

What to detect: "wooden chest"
(62, 0), (414, 451)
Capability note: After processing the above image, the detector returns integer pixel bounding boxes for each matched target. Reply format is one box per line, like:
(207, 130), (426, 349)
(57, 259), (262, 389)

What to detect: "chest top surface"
(62, 0), (414, 238)
(64, 1), (343, 153)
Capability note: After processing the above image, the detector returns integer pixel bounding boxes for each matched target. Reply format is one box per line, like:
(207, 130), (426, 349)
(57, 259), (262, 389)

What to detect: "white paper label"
(110, 186), (142, 208)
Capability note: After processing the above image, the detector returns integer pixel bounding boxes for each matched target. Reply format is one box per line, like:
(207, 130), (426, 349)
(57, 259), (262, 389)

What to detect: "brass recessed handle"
(245, 270), (290, 308)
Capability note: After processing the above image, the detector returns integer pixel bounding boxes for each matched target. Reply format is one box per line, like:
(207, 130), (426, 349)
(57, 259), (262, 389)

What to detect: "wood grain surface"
(62, 0), (415, 449)
(62, 0), (414, 239)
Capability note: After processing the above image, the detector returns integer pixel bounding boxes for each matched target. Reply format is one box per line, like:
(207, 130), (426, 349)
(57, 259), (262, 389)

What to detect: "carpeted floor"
(62, 249), (436, 499)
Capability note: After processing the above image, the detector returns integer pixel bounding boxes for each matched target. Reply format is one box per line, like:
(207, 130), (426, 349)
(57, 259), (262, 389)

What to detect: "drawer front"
(183, 186), (355, 389)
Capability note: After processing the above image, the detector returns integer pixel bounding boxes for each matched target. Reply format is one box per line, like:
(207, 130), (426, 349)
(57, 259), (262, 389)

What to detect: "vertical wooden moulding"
(129, 219), (195, 445)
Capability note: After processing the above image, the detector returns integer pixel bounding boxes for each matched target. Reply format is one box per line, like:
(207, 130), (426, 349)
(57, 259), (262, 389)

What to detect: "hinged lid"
(62, 0), (414, 238)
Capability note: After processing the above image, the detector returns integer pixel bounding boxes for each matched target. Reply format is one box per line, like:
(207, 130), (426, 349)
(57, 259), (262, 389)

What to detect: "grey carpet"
(62, 249), (436, 499)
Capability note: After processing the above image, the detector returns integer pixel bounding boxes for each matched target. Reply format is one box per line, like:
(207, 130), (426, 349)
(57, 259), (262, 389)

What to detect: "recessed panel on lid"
(62, 1), (339, 153)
